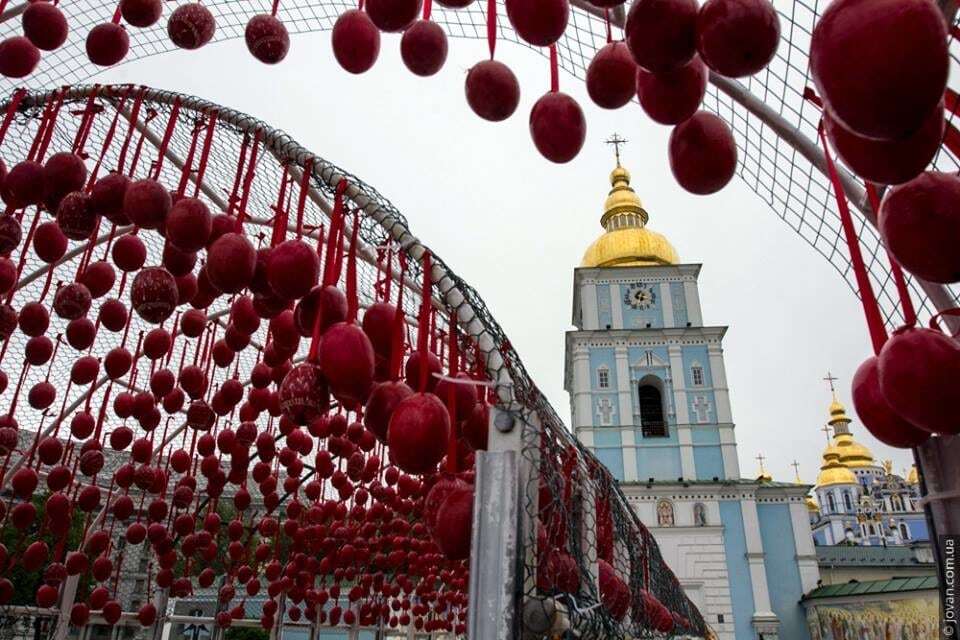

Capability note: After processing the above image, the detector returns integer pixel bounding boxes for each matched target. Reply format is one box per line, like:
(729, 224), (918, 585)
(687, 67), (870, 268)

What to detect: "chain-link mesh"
(0, 0), (958, 329)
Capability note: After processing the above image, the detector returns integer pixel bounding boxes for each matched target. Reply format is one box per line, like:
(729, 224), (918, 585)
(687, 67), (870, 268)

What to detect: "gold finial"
(605, 133), (628, 167)
(823, 371), (839, 393)
(883, 460), (893, 474)
(756, 453), (772, 482)
(791, 460), (802, 484)
(821, 425), (833, 443)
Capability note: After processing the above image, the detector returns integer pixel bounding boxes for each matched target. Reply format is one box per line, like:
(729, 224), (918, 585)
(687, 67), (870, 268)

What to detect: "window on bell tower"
(597, 367), (610, 389)
(638, 384), (667, 437)
(691, 364), (704, 387)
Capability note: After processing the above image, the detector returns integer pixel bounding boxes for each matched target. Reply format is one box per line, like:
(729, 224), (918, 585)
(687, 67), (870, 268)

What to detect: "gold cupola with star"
(581, 138), (679, 268)
(828, 393), (876, 469)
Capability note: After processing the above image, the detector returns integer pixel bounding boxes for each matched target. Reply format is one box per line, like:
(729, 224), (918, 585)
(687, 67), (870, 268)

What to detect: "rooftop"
(803, 576), (937, 601)
(816, 544), (935, 567)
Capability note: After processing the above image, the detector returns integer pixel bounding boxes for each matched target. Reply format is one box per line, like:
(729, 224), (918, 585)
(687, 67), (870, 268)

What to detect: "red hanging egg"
(319, 322), (375, 407)
(56, 192), (97, 241)
(625, 0), (698, 73)
(0, 258), (15, 294)
(851, 356), (929, 448)
(168, 3), (216, 49)
(112, 234), (147, 272)
(162, 240), (197, 276)
(505, 0), (569, 46)
(0, 37), (40, 79)
(387, 392), (450, 474)
(463, 402), (488, 450)
(268, 239), (319, 300)
(18, 300), (48, 336)
(332, 9), (380, 74)
(586, 42), (636, 110)
(361, 301), (397, 356)
(465, 60), (520, 122)
(366, 0), (421, 32)
(879, 172), (960, 284)
(296, 284), (347, 336)
(434, 372), (478, 421)
(279, 363), (330, 425)
(537, 548), (580, 592)
(138, 603), (158, 627)
(825, 106), (943, 187)
(124, 179), (171, 230)
(208, 232), (256, 294)
(246, 14), (289, 64)
(364, 380), (414, 442)
(25, 335), (54, 366)
(400, 20), (448, 77)
(90, 172), (131, 225)
(165, 196), (211, 253)
(28, 381), (55, 410)
(529, 92), (586, 164)
(131, 266), (179, 324)
(53, 282), (92, 320)
(121, 0), (163, 27)
(22, 2), (68, 51)
(99, 298), (128, 332)
(33, 221), (67, 263)
(668, 111), (737, 194)
(66, 317), (96, 349)
(404, 350), (441, 392)
(86, 23), (129, 66)
(43, 152), (87, 211)
(878, 327), (960, 434)
(598, 559), (629, 620)
(80, 260), (116, 298)
(0, 216), (22, 254)
(636, 54), (707, 125)
(810, 0), (948, 140)
(695, 0), (779, 78)
(432, 486), (473, 560)
(4, 161), (45, 207)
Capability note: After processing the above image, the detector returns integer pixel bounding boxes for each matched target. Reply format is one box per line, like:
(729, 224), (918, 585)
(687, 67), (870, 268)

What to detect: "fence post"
(467, 405), (524, 639)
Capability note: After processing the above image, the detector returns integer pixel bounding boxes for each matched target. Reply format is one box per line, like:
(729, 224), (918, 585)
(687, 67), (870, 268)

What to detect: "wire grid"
(1, 0), (959, 330)
(0, 86), (701, 638)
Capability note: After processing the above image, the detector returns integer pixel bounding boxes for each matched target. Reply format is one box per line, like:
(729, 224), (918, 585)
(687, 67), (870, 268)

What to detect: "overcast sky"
(86, 29), (918, 486)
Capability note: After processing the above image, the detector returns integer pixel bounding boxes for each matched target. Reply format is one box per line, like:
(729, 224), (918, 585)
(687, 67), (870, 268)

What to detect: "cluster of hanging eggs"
(0, 122), (490, 632)
(805, 0), (960, 448)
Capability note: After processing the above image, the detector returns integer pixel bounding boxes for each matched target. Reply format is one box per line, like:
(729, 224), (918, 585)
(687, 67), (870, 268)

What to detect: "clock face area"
(621, 282), (663, 329)
(624, 283), (656, 310)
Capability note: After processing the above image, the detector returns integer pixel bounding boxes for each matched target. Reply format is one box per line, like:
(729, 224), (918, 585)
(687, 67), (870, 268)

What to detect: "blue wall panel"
(719, 501), (755, 640)
(757, 504), (809, 640)
(693, 445), (725, 480)
(636, 445), (681, 480)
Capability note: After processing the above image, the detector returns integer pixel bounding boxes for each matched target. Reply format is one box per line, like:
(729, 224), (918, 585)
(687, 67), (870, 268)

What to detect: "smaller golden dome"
(828, 395), (852, 426)
(907, 465), (919, 485)
(816, 451), (858, 488)
(805, 495), (819, 512)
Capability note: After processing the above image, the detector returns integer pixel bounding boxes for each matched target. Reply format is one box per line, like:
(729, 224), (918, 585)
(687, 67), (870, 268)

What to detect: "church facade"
(564, 158), (818, 640)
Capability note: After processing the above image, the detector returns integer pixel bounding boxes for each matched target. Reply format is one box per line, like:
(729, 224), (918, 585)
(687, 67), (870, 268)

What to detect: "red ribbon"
(417, 251), (433, 392)
(486, 0), (496, 59)
(346, 211), (360, 323)
(864, 183), (917, 328)
(549, 44), (559, 93)
(192, 110), (218, 198)
(0, 89), (26, 149)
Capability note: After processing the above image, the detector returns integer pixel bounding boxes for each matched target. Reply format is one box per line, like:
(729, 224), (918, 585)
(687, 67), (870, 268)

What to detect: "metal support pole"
(468, 406), (523, 640)
(51, 574), (80, 640)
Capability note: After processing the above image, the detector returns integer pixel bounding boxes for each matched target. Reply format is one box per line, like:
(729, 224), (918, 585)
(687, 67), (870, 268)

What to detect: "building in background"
(565, 148), (817, 640)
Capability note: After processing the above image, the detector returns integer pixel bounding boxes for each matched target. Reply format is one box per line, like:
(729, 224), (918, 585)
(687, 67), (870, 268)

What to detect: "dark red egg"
(18, 300), (48, 336)
(810, 0), (948, 140)
(364, 380), (414, 442)
(387, 392), (450, 474)
(529, 92), (586, 164)
(434, 372), (478, 422)
(90, 173), (131, 225)
(586, 42), (637, 109)
(5, 160), (45, 207)
(404, 350), (441, 392)
(400, 20), (448, 77)
(695, 0), (780, 78)
(278, 363), (330, 425)
(366, 0), (421, 32)
(43, 152), (87, 213)
(121, 0), (163, 27)
(131, 266), (179, 324)
(98, 298), (128, 332)
(22, 2), (69, 51)
(636, 54), (707, 125)
(0, 216), (22, 255)
(465, 60), (520, 122)
(165, 196), (211, 253)
(432, 486), (473, 560)
(56, 192), (97, 241)
(598, 559), (629, 620)
(825, 106), (943, 187)
(505, 0), (569, 46)
(86, 23), (129, 66)
(331, 9), (380, 74)
(668, 111), (737, 194)
(245, 14), (289, 64)
(463, 402), (489, 450)
(53, 282), (92, 320)
(878, 327), (960, 434)
(879, 172), (960, 284)
(66, 317), (96, 349)
(124, 179), (171, 230)
(0, 37), (40, 79)
(26, 335), (54, 366)
(168, 3), (216, 49)
(161, 241), (197, 276)
(625, 0), (698, 73)
(207, 232), (256, 294)
(318, 322), (375, 408)
(361, 301), (397, 356)
(851, 356), (929, 448)
(80, 260), (116, 298)
(0, 258), (14, 294)
(267, 239), (319, 300)
(112, 234), (147, 272)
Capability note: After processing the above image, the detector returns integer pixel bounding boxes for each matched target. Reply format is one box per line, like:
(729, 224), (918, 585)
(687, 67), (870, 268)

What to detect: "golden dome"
(580, 163), (680, 268)
(805, 495), (819, 512)
(816, 451), (858, 488)
(907, 465), (919, 485)
(826, 394), (876, 469)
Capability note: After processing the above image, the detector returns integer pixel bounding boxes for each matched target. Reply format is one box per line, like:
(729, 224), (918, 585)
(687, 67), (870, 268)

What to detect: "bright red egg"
(625, 0), (698, 73)
(586, 42), (637, 110)
(668, 111), (737, 194)
(529, 92), (586, 164)
(168, 3), (216, 49)
(86, 23), (129, 66)
(636, 54), (707, 125)
(400, 20), (448, 77)
(332, 9), (380, 74)
(245, 14), (289, 64)
(851, 356), (929, 448)
(695, 0), (780, 78)
(465, 60), (520, 122)
(505, 0), (569, 46)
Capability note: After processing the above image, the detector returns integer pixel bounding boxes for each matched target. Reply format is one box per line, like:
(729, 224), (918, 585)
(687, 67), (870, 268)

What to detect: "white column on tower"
(683, 280), (703, 326)
(581, 280), (599, 330)
(740, 497), (776, 616)
(659, 282), (674, 327)
(615, 345), (638, 481)
(610, 282), (623, 329)
(789, 501), (821, 592)
(668, 346), (696, 479)
(572, 343), (593, 442)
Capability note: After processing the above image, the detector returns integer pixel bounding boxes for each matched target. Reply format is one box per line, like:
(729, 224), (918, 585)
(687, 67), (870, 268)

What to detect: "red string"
(27, 91), (59, 162)
(226, 133), (251, 216)
(549, 44), (559, 93)
(270, 165), (290, 247)
(111, 0), (122, 23)
(192, 110), (218, 198)
(486, 0), (496, 59)
(323, 180), (347, 286)
(345, 212), (360, 323)
(85, 87), (131, 188)
(295, 158), (314, 239)
(942, 122), (960, 159)
(175, 118), (204, 197)
(34, 90), (66, 162)
(0, 89), (26, 149)
(864, 182), (917, 328)
(416, 251), (433, 392)
(423, 0), (431, 20)
(116, 86), (146, 174)
(70, 85), (101, 154)
(930, 308), (960, 336)
(150, 97), (182, 179)
(271, 0), (281, 16)
(604, 9), (612, 44)
(235, 129), (263, 226)
(389, 254), (408, 381)
(818, 123), (888, 355)
(445, 312), (459, 474)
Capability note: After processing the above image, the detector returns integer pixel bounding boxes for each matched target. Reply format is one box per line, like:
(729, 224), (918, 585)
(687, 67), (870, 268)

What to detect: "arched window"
(639, 383), (667, 437)
(868, 523), (876, 536)
(657, 499), (675, 527)
(892, 495), (903, 511)
(827, 493), (836, 513)
(843, 492), (853, 512)
(900, 523), (910, 540)
(693, 503), (707, 527)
